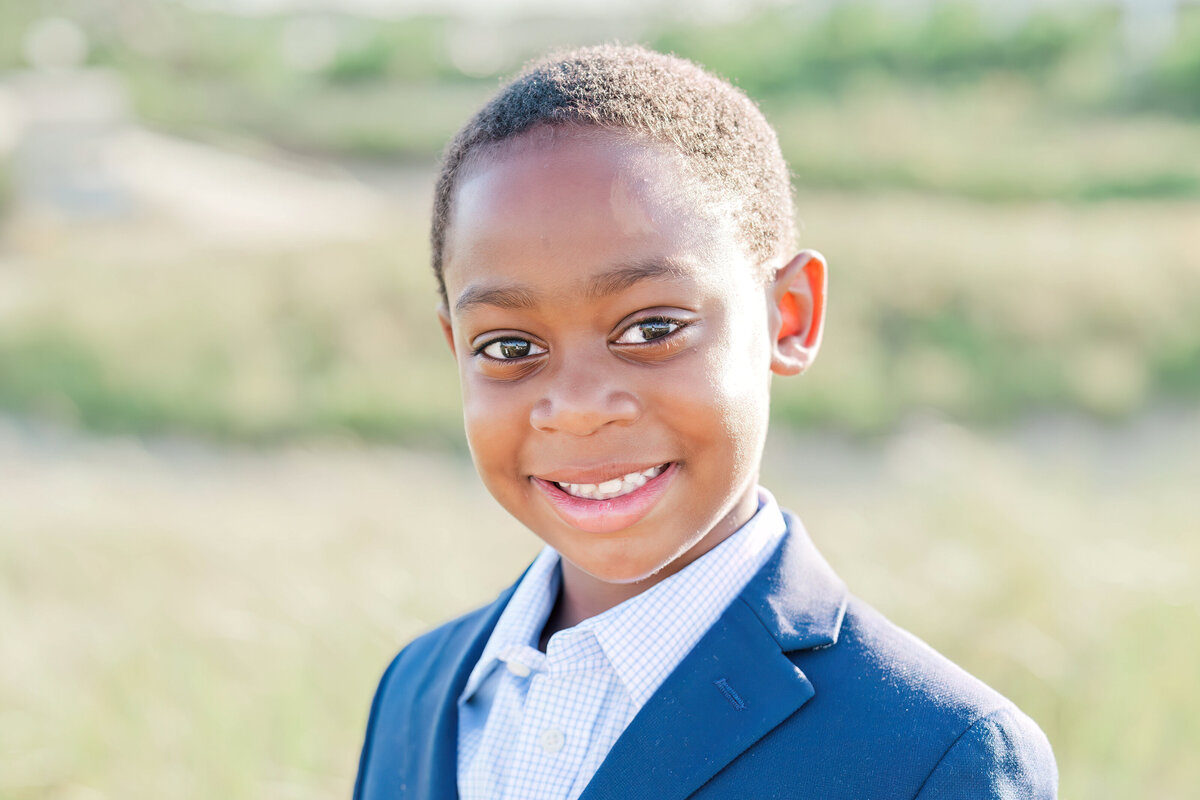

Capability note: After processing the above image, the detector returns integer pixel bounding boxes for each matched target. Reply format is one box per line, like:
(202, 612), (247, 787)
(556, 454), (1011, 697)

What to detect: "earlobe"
(437, 305), (458, 359)
(771, 249), (827, 376)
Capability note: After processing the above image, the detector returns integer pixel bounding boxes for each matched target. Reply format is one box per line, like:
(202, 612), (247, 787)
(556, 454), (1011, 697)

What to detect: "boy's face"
(439, 127), (801, 598)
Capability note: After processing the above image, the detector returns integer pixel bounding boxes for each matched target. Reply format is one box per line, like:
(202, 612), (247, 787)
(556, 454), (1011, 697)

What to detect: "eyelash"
(473, 337), (546, 362)
(472, 316), (689, 363)
(613, 316), (686, 345)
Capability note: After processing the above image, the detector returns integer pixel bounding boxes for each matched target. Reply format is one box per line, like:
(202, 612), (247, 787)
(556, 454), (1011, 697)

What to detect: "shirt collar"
(459, 487), (786, 709)
(586, 488), (785, 707)
(459, 544), (560, 702)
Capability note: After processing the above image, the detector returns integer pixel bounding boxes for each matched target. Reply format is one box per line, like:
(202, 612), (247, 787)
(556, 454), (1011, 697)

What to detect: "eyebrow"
(585, 259), (681, 299)
(453, 284), (537, 313)
(454, 259), (683, 314)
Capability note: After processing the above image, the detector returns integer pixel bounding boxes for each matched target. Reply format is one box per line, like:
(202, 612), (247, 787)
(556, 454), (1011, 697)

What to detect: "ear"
(770, 249), (827, 376)
(437, 304), (458, 359)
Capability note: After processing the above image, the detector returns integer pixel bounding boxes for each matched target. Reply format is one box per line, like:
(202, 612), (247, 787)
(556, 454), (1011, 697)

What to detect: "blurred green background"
(0, 0), (1196, 797)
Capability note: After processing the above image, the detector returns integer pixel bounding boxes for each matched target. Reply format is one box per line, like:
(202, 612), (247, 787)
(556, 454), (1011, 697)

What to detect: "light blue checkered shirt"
(457, 487), (786, 800)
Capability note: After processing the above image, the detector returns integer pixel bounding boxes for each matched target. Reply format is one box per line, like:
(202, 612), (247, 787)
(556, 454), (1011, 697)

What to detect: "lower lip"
(531, 463), (678, 534)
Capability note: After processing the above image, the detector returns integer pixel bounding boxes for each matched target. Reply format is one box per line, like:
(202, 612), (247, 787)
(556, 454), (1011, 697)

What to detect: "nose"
(530, 362), (641, 436)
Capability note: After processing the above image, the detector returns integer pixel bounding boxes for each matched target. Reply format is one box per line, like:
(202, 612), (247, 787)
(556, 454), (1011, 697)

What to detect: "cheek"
(662, 330), (770, 459)
(460, 376), (527, 472)
(706, 320), (773, 459)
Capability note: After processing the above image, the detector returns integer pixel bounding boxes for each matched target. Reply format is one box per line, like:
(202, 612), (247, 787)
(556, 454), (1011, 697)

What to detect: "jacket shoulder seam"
(909, 703), (1012, 800)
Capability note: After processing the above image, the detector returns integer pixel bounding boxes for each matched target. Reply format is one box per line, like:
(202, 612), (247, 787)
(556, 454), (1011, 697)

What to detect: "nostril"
(529, 390), (640, 435)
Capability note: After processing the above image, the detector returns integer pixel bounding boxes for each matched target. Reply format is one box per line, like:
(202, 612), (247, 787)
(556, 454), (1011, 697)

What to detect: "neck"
(537, 487), (759, 649)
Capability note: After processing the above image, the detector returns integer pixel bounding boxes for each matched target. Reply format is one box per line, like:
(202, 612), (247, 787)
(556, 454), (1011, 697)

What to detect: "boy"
(355, 45), (1057, 799)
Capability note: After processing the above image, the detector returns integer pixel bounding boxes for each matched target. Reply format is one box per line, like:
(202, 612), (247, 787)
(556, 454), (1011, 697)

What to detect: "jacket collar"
(425, 510), (847, 800)
(739, 511), (848, 652)
(577, 510), (848, 800)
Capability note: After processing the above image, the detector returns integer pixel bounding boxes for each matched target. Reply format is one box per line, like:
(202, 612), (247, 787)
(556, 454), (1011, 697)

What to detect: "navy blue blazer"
(355, 512), (1058, 799)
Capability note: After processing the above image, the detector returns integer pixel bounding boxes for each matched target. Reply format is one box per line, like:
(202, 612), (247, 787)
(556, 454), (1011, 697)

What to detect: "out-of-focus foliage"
(3, 191), (1198, 442)
(20, 2), (1198, 199)
(1136, 8), (1200, 115)
(1, 0), (1198, 440)
(654, 3), (1090, 95)
(4, 2), (1200, 168)
(0, 157), (11, 214)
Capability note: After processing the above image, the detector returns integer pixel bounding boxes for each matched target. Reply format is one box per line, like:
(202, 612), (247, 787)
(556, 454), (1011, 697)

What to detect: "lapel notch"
(578, 599), (813, 800)
(579, 512), (848, 800)
(741, 511), (848, 652)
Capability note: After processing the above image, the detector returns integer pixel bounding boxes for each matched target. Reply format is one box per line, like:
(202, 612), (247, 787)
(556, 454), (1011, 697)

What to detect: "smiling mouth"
(532, 462), (677, 534)
(551, 463), (670, 501)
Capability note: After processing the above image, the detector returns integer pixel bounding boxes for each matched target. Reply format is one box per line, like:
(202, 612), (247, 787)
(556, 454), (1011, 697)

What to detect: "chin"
(585, 562), (664, 586)
(571, 538), (691, 587)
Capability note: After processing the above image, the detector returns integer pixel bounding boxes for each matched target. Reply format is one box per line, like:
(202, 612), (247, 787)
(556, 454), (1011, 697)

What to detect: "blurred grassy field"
(2, 414), (1197, 799)
(3, 4), (1200, 439)
(3, 185), (1198, 441)
(2, 2), (1199, 799)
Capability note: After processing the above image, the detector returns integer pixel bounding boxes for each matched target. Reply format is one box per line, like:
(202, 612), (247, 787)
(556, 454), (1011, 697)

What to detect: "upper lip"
(534, 462), (671, 485)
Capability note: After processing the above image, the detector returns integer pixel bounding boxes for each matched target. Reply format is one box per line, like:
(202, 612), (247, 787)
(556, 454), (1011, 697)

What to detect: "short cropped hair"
(431, 44), (795, 303)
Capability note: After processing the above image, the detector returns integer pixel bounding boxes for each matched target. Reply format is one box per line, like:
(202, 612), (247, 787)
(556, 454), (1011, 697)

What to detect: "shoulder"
(393, 607), (491, 669)
(912, 703), (1058, 799)
(780, 595), (1057, 798)
(721, 509), (1058, 797)
(354, 598), (507, 799)
(367, 600), (500, 719)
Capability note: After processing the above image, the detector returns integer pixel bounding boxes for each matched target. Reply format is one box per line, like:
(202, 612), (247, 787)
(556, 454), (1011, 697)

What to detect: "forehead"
(442, 127), (750, 305)
(460, 125), (710, 223)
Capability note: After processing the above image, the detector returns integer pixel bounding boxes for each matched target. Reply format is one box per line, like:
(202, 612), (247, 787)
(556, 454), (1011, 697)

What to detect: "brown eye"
(615, 318), (682, 344)
(481, 337), (546, 360)
(639, 320), (674, 341)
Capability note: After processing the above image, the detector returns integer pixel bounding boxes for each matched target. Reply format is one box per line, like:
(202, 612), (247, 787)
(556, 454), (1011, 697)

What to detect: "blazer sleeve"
(352, 650), (405, 800)
(913, 705), (1058, 800)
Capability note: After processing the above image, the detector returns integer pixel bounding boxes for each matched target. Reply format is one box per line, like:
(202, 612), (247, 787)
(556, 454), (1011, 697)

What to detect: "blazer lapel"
(419, 581), (517, 800)
(578, 512), (848, 800)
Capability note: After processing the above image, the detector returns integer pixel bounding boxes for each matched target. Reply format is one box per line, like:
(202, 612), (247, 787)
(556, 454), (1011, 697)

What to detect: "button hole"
(714, 677), (746, 711)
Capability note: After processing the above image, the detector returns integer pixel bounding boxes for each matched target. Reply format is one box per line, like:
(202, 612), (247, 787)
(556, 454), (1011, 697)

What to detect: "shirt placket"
(500, 632), (608, 800)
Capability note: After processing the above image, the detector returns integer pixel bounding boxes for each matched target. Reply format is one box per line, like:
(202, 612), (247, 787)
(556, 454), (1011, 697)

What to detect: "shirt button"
(505, 659), (531, 678)
(540, 728), (565, 754)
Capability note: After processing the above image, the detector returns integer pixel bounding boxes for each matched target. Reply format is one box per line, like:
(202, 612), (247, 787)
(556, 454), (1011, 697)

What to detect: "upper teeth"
(556, 464), (667, 501)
